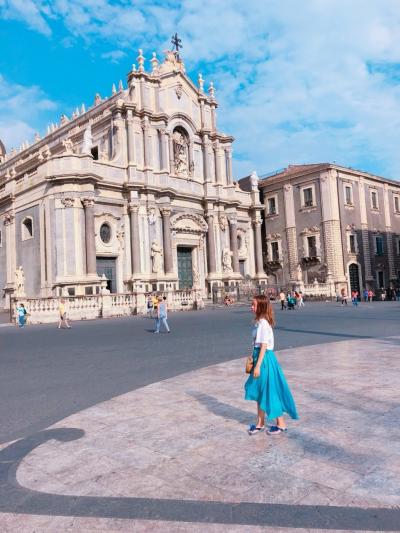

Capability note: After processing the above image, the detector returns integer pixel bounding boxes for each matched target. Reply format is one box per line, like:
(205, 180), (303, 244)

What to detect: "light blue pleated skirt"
(244, 347), (299, 420)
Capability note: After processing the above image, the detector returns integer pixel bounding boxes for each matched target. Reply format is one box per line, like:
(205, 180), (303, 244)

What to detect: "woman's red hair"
(253, 294), (275, 327)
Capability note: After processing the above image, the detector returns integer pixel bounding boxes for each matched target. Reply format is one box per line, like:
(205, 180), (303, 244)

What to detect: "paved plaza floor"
(0, 303), (399, 531)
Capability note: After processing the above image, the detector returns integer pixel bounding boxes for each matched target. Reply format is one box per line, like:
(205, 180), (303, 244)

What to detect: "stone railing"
(301, 281), (335, 299)
(11, 290), (203, 324)
(171, 289), (203, 310)
(13, 295), (102, 324)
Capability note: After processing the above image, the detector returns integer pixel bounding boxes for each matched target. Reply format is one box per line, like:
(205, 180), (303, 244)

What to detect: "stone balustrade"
(11, 290), (203, 324)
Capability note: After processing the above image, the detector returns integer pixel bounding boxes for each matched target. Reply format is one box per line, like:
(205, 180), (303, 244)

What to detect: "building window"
(344, 185), (353, 205)
(91, 146), (99, 160)
(100, 223), (111, 244)
(394, 195), (400, 213)
(271, 241), (280, 261)
(303, 187), (314, 207)
(375, 235), (384, 256)
(265, 194), (278, 216)
(21, 217), (33, 240)
(268, 197), (277, 215)
(307, 235), (317, 257)
(371, 190), (378, 210)
(349, 234), (356, 254)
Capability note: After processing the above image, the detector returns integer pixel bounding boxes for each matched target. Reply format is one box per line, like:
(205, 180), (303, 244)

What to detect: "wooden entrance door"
(96, 257), (117, 293)
(177, 247), (193, 289)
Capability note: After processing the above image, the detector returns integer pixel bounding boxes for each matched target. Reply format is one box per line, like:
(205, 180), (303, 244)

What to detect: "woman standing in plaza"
(245, 294), (298, 435)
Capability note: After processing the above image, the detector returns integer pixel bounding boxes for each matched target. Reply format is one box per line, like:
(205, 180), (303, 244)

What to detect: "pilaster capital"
(141, 120), (150, 132)
(128, 202), (140, 214)
(160, 206), (172, 218)
(228, 216), (237, 226)
(61, 197), (76, 208)
(82, 197), (95, 209)
(3, 211), (15, 226)
(205, 211), (215, 221)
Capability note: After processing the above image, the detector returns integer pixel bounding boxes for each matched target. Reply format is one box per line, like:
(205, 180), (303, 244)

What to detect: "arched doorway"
(349, 263), (360, 294)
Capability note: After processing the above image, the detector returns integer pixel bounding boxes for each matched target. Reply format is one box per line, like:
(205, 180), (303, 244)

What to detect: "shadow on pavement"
(2, 428), (398, 530)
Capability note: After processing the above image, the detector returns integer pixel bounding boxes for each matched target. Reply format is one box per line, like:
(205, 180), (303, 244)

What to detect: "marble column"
(129, 203), (141, 276)
(142, 120), (150, 168)
(225, 149), (233, 184)
(253, 219), (264, 275)
(4, 211), (16, 285)
(202, 135), (210, 181)
(229, 217), (240, 273)
(3, 211), (16, 308)
(82, 198), (97, 275)
(213, 142), (221, 183)
(206, 213), (217, 274)
(168, 134), (175, 175)
(160, 129), (169, 172)
(126, 113), (135, 164)
(161, 207), (173, 274)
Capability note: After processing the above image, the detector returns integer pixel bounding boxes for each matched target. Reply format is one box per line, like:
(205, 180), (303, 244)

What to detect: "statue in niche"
(15, 266), (25, 296)
(296, 263), (303, 282)
(147, 207), (157, 226)
(222, 248), (233, 274)
(82, 125), (93, 155)
(173, 131), (188, 178)
(151, 240), (163, 273)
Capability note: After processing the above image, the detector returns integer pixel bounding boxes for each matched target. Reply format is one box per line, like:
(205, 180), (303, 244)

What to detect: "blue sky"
(1, 0), (400, 179)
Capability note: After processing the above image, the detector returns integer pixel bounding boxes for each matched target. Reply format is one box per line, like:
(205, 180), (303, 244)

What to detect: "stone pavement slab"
(0, 336), (399, 531)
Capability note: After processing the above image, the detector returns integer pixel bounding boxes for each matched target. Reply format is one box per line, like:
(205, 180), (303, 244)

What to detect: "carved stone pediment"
(300, 226), (320, 236)
(170, 212), (208, 235)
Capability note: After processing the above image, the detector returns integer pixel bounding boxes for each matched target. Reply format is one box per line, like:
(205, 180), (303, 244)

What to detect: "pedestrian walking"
(368, 289), (373, 302)
(244, 294), (298, 435)
(351, 290), (358, 307)
(152, 294), (159, 318)
(16, 303), (27, 328)
(154, 296), (170, 333)
(363, 289), (369, 302)
(341, 288), (348, 305)
(396, 288), (400, 302)
(58, 299), (71, 329)
(297, 292), (305, 307)
(279, 290), (286, 310)
(146, 295), (154, 318)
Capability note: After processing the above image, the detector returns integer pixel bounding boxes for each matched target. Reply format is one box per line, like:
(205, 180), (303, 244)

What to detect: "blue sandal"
(248, 424), (264, 435)
(267, 425), (287, 435)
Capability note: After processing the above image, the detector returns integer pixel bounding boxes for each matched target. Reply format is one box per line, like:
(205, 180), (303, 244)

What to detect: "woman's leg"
(276, 415), (287, 429)
(162, 318), (170, 332)
(257, 404), (265, 428)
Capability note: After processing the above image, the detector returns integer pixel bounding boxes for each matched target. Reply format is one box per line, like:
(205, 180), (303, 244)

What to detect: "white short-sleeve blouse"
(252, 318), (274, 350)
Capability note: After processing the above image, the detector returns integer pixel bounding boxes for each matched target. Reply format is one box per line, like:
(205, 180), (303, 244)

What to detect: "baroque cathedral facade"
(0, 48), (265, 309)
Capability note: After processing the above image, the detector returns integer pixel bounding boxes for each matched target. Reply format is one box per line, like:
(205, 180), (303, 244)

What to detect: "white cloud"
(0, 0), (52, 36)
(0, 75), (57, 151)
(4, 0), (400, 178)
(101, 50), (126, 63)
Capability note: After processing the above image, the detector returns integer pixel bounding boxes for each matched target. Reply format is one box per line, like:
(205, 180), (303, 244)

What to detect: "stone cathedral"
(0, 48), (265, 309)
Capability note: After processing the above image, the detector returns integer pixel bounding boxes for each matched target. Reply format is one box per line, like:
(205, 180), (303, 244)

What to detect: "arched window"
(21, 217), (33, 240)
(172, 127), (190, 178)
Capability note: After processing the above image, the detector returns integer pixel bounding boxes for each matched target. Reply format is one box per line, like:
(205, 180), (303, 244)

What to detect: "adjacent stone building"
(0, 48), (266, 310)
(256, 163), (400, 295)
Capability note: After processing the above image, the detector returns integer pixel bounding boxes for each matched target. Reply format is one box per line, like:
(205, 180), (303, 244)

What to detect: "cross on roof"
(171, 33), (182, 57)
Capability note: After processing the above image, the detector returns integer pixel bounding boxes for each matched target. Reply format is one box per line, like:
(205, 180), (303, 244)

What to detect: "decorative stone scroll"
(170, 212), (208, 235)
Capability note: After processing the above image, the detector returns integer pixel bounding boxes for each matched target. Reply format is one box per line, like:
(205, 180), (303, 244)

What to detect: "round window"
(100, 223), (111, 244)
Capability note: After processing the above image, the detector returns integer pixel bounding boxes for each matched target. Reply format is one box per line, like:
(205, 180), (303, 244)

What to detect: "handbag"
(245, 355), (254, 374)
